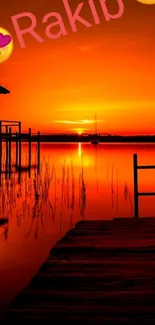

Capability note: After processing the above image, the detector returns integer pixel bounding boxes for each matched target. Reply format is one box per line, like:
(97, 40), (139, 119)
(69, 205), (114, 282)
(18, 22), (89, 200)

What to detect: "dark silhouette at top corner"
(0, 86), (10, 94)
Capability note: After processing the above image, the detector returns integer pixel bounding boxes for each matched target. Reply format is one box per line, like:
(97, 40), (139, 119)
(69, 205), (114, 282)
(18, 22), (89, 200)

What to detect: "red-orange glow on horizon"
(76, 129), (84, 135)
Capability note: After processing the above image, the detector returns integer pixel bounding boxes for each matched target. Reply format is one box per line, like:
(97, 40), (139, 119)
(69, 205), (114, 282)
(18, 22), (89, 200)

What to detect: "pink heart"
(0, 33), (11, 48)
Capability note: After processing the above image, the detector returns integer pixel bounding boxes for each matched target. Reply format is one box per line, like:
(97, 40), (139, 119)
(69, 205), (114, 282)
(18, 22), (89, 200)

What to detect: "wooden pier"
(0, 120), (40, 180)
(2, 217), (155, 324)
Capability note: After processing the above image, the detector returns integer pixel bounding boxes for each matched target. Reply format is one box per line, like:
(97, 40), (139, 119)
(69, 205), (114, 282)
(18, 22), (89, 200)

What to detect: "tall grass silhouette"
(0, 155), (87, 239)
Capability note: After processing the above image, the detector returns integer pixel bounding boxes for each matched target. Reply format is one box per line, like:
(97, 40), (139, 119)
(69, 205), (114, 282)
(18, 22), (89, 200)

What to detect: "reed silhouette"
(0, 153), (87, 239)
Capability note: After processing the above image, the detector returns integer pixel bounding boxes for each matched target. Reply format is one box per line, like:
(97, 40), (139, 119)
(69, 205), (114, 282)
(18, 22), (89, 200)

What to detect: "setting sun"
(77, 129), (83, 135)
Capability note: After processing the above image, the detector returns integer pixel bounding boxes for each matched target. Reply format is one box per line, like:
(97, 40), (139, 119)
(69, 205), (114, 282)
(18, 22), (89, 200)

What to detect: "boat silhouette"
(91, 114), (100, 145)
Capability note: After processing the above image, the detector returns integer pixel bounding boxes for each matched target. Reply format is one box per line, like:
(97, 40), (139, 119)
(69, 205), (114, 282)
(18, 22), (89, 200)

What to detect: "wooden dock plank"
(2, 218), (155, 324)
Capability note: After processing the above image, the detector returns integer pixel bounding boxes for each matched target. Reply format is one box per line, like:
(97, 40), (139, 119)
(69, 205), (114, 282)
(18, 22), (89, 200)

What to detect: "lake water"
(0, 142), (155, 315)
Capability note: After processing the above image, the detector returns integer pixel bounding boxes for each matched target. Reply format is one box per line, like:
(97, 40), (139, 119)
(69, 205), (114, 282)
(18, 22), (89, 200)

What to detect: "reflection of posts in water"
(18, 122), (22, 184)
(19, 121), (22, 171)
(16, 132), (18, 168)
(9, 127), (12, 178)
(38, 131), (40, 173)
(28, 128), (31, 169)
(0, 121), (2, 182)
(28, 128), (31, 178)
(94, 144), (99, 194)
(18, 168), (21, 184)
(5, 125), (8, 179)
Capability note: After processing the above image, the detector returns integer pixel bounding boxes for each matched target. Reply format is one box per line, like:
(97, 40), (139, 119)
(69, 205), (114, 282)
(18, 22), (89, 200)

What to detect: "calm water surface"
(0, 143), (155, 314)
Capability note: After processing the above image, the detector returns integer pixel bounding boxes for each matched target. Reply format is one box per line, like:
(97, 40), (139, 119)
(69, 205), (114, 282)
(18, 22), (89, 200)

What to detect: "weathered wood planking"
(2, 218), (155, 324)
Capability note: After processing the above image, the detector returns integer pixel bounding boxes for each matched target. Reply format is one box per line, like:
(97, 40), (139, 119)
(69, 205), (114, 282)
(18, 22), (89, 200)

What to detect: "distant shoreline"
(24, 134), (155, 143)
(2, 134), (155, 143)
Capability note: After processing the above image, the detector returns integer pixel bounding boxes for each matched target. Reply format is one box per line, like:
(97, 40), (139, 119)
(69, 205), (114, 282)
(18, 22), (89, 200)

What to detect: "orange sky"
(1, 0), (155, 135)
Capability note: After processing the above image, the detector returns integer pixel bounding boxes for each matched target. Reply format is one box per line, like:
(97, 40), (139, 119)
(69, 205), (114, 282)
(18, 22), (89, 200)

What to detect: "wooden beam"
(138, 165), (155, 169)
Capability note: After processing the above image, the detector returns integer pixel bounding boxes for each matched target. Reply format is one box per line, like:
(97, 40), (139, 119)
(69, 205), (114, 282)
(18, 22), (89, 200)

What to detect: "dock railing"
(133, 153), (155, 219)
(0, 120), (40, 179)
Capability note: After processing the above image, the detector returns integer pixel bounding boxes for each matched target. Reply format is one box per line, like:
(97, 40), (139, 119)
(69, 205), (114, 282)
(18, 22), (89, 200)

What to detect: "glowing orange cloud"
(54, 119), (103, 124)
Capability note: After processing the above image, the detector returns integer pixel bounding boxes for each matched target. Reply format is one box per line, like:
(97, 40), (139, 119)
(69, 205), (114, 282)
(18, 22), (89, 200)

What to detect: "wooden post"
(37, 131), (40, 173)
(19, 122), (22, 170)
(18, 169), (21, 184)
(9, 127), (12, 177)
(16, 132), (18, 169)
(133, 154), (138, 219)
